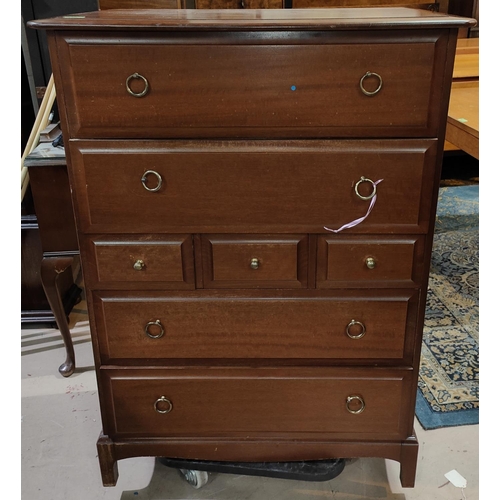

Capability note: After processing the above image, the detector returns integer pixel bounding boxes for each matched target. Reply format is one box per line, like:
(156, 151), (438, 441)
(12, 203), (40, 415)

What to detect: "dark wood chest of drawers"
(30, 7), (473, 488)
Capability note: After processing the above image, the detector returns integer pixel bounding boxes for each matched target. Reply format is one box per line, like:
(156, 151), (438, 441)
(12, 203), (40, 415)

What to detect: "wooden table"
(444, 37), (479, 158)
(25, 141), (82, 377)
(446, 80), (479, 159)
(452, 37), (479, 80)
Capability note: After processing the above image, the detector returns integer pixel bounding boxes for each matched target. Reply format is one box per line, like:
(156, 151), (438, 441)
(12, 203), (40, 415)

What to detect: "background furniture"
(31, 7), (473, 489)
(21, 2), (95, 366)
(21, 188), (73, 327)
(24, 141), (82, 376)
(445, 37), (479, 159)
(447, 84), (479, 160)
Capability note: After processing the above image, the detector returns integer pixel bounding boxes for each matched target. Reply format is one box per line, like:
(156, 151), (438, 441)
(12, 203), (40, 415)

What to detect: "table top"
(445, 37), (479, 158)
(452, 38), (479, 80)
(28, 7), (476, 31)
(448, 82), (479, 140)
(446, 79), (479, 159)
(24, 142), (66, 167)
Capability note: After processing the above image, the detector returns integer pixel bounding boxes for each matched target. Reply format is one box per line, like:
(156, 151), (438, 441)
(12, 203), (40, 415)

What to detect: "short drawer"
(83, 235), (195, 289)
(56, 31), (448, 139)
(201, 234), (308, 288)
(100, 367), (413, 440)
(70, 140), (437, 234)
(93, 290), (418, 363)
(317, 235), (426, 288)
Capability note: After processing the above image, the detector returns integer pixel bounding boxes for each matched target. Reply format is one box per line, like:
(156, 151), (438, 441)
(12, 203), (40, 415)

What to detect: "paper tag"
(458, 118), (469, 123)
(445, 470), (467, 489)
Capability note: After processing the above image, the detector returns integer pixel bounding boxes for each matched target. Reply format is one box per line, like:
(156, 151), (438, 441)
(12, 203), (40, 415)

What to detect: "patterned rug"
(415, 185), (479, 429)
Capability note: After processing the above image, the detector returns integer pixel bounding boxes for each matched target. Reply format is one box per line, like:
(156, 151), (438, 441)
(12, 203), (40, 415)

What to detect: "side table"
(24, 141), (82, 377)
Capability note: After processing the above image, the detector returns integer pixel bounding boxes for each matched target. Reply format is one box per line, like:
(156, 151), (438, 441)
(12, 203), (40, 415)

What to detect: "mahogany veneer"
(29, 7), (474, 489)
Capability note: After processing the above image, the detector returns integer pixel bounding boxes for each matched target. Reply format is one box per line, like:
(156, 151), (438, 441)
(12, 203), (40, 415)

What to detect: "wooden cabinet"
(29, 7), (474, 489)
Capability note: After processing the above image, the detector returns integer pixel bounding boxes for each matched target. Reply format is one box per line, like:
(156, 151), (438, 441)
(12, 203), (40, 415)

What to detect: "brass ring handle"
(133, 259), (145, 271)
(145, 319), (165, 339)
(250, 258), (260, 270)
(154, 396), (173, 414)
(346, 319), (366, 339)
(359, 71), (383, 96)
(126, 72), (149, 98)
(346, 395), (366, 414)
(354, 176), (377, 201)
(141, 170), (163, 192)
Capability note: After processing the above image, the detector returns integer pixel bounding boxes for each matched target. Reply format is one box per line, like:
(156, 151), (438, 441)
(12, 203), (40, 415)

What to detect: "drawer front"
(70, 140), (436, 234)
(82, 235), (195, 289)
(201, 234), (308, 288)
(57, 31), (447, 139)
(100, 367), (412, 439)
(317, 235), (426, 288)
(94, 290), (418, 362)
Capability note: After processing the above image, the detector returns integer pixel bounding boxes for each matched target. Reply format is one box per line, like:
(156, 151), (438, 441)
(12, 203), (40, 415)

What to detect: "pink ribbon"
(324, 179), (383, 233)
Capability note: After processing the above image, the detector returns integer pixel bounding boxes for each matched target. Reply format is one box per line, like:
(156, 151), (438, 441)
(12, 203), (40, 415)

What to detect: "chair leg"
(40, 256), (76, 377)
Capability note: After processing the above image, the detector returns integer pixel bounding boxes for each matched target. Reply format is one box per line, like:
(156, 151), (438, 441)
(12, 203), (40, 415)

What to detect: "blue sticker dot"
(291, 85), (296, 91)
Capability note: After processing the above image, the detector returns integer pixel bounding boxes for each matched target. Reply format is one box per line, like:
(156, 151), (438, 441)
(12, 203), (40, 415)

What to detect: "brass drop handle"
(346, 319), (366, 340)
(154, 396), (173, 414)
(346, 395), (365, 414)
(365, 257), (376, 270)
(359, 71), (383, 96)
(250, 258), (260, 270)
(141, 170), (163, 192)
(354, 176), (377, 201)
(126, 72), (149, 98)
(133, 259), (145, 271)
(145, 319), (165, 339)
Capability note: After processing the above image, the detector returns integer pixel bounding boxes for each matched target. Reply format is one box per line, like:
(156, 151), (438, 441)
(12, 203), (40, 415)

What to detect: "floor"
(21, 302), (479, 500)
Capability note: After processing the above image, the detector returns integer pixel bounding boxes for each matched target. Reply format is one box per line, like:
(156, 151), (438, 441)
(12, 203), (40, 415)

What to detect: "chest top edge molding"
(28, 7), (476, 32)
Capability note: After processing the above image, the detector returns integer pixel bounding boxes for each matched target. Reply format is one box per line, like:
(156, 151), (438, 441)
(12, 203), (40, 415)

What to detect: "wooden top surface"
(452, 38), (479, 79)
(447, 81), (479, 139)
(28, 7), (476, 31)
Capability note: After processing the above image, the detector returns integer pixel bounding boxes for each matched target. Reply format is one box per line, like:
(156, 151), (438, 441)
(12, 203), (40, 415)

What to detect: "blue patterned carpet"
(416, 185), (479, 429)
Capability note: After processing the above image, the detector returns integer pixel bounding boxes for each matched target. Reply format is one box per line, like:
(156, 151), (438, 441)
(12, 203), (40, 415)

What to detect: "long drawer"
(55, 30), (447, 139)
(69, 140), (437, 233)
(93, 290), (419, 363)
(99, 367), (413, 440)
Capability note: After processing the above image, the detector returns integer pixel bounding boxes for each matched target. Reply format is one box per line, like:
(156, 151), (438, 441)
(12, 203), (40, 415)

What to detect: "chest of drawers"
(30, 7), (474, 489)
